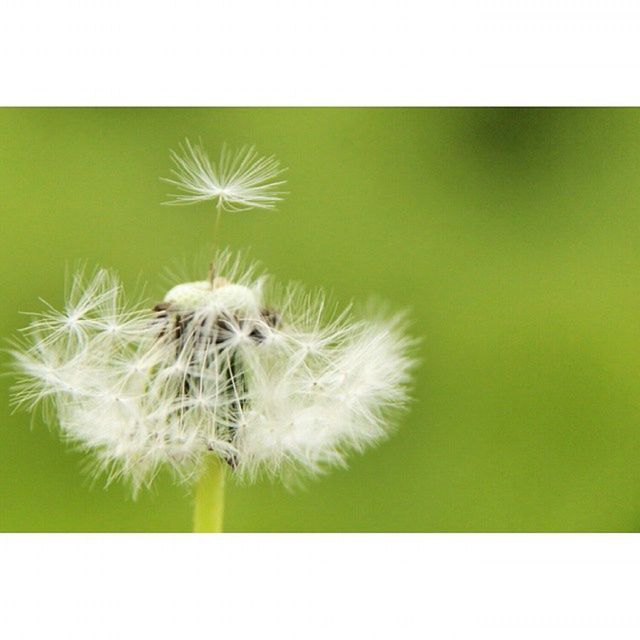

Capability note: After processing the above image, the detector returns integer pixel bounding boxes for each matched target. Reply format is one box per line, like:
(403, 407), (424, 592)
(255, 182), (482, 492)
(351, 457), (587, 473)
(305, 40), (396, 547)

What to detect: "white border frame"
(2, 534), (640, 638)
(1, 1), (640, 105)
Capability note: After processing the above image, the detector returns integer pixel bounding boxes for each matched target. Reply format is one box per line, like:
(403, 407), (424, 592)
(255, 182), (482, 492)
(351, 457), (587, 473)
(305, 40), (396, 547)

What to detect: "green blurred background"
(2, 108), (640, 532)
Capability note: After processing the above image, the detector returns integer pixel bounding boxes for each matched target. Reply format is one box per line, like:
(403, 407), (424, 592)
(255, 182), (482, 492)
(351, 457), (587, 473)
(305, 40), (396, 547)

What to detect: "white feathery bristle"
(12, 252), (415, 492)
(162, 140), (287, 212)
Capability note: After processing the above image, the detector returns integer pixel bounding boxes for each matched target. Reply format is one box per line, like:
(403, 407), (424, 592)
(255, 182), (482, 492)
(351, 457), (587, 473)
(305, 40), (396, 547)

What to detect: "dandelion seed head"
(12, 252), (415, 492)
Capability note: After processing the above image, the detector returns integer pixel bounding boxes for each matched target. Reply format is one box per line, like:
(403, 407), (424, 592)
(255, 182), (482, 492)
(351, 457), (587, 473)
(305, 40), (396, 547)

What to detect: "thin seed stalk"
(193, 454), (226, 533)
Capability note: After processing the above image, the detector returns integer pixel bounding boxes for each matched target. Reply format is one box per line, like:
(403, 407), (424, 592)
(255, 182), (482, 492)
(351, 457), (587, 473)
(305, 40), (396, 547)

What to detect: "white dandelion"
(11, 251), (414, 497)
(11, 143), (415, 532)
(162, 140), (287, 212)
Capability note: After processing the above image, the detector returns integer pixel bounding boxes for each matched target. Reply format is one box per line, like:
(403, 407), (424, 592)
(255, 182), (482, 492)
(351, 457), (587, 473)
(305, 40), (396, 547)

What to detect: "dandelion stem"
(193, 454), (226, 533)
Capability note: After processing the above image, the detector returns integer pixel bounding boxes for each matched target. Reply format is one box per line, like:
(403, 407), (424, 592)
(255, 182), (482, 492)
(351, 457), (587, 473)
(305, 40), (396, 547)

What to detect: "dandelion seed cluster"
(11, 143), (414, 492)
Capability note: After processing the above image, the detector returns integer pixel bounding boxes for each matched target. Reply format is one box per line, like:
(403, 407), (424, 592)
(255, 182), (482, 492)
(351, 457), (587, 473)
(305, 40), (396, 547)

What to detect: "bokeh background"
(2, 108), (640, 532)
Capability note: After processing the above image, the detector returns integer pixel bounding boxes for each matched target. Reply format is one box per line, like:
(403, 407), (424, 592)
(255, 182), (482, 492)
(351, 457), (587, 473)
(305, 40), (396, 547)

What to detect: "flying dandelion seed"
(11, 141), (414, 531)
(162, 140), (287, 212)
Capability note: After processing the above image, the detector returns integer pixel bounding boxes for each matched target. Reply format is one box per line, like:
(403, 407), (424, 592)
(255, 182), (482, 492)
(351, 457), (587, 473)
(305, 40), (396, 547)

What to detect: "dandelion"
(11, 143), (414, 532)
(162, 140), (286, 212)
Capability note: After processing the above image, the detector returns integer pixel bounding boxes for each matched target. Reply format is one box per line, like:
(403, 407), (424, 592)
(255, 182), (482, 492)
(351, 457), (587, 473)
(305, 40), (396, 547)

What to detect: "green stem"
(193, 454), (226, 533)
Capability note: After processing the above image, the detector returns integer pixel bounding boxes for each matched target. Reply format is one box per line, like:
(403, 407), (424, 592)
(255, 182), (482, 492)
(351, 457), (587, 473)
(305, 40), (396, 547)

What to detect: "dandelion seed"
(162, 140), (287, 212)
(11, 251), (415, 493)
